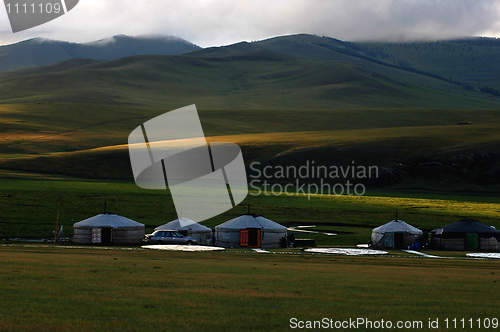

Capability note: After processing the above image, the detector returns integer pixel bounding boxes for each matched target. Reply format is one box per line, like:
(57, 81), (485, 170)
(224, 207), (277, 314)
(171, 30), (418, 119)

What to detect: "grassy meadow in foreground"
(0, 246), (499, 332)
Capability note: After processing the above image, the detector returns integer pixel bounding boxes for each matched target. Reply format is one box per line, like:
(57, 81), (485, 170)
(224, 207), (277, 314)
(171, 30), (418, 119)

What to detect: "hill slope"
(354, 38), (500, 91)
(193, 34), (500, 97)
(2, 103), (500, 191)
(1, 34), (500, 191)
(0, 43), (497, 109)
(0, 34), (201, 72)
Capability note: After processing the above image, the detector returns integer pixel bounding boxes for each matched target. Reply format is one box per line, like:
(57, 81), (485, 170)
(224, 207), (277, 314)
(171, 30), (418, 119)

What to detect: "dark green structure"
(431, 219), (500, 250)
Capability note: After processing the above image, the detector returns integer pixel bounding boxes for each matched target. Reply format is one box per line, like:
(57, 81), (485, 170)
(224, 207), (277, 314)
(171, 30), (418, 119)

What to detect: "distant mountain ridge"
(2, 33), (500, 93)
(191, 34), (500, 92)
(0, 33), (499, 109)
(0, 34), (201, 72)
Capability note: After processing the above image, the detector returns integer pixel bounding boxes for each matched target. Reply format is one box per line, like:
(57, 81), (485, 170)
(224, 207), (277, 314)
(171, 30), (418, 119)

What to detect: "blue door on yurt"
(384, 232), (395, 248)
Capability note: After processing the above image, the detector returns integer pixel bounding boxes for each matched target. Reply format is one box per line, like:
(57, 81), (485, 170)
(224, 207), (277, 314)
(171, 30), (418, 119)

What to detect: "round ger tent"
(155, 218), (212, 245)
(371, 220), (423, 249)
(431, 218), (500, 250)
(215, 214), (287, 248)
(73, 212), (145, 245)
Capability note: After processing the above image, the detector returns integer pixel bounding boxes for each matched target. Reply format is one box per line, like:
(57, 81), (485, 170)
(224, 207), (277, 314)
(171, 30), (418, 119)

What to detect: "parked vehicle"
(144, 230), (198, 245)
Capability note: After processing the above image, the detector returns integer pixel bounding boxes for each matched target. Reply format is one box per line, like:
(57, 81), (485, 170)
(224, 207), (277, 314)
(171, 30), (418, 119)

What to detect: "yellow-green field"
(1, 178), (500, 247)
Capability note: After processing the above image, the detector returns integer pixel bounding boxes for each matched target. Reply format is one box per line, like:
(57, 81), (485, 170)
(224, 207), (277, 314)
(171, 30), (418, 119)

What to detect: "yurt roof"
(433, 218), (500, 234)
(155, 218), (211, 231)
(372, 220), (422, 235)
(74, 213), (144, 228)
(216, 214), (286, 230)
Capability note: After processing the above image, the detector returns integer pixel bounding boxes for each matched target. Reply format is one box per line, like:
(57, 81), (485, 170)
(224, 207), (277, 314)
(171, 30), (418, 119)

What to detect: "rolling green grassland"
(1, 47), (498, 110)
(1, 34), (500, 192)
(2, 103), (500, 190)
(0, 246), (499, 332)
(3, 103), (500, 157)
(1, 103), (500, 244)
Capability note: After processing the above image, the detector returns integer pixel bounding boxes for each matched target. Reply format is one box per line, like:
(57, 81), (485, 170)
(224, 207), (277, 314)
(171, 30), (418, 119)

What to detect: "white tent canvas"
(74, 213), (144, 228)
(371, 220), (423, 249)
(215, 214), (287, 248)
(155, 218), (212, 245)
(73, 213), (145, 245)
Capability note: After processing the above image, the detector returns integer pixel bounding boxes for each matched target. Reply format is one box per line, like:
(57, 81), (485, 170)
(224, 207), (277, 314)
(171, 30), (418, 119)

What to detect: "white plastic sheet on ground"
(404, 250), (443, 258)
(287, 227), (318, 234)
(142, 245), (225, 252)
(287, 226), (336, 235)
(466, 253), (500, 259)
(304, 248), (388, 256)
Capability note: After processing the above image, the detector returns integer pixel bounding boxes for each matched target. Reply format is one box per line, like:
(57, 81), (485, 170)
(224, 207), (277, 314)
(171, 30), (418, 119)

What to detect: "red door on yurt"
(240, 229), (261, 248)
(240, 229), (249, 246)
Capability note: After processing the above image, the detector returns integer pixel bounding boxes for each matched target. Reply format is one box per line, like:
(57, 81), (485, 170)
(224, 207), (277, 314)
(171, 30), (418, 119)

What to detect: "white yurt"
(371, 219), (423, 249)
(215, 214), (287, 248)
(73, 212), (145, 245)
(155, 218), (212, 245)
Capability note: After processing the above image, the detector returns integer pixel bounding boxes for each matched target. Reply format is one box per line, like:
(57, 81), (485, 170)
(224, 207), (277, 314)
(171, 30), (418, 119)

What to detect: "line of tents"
(73, 212), (287, 248)
(73, 212), (500, 251)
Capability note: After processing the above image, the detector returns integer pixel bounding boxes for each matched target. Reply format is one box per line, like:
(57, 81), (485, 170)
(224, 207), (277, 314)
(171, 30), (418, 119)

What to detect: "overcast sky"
(1, 0), (500, 47)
